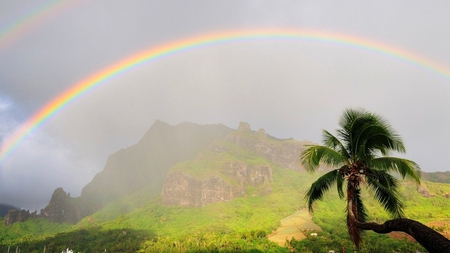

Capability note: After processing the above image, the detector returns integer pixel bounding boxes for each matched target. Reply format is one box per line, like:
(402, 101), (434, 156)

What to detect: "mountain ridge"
(5, 120), (235, 224)
(4, 120), (449, 226)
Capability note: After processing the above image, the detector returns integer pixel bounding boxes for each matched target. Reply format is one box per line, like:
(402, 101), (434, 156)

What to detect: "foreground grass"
(2, 166), (450, 252)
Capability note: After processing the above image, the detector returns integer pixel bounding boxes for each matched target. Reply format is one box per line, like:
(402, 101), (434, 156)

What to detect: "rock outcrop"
(162, 162), (273, 207)
(39, 187), (85, 223)
(162, 173), (233, 207)
(161, 122), (311, 208)
(221, 162), (273, 190)
(3, 209), (38, 225)
(226, 122), (308, 171)
(4, 188), (87, 225)
(418, 184), (436, 198)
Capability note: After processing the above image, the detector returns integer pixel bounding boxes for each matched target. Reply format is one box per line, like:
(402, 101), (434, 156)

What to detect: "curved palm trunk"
(346, 170), (365, 247)
(356, 219), (450, 253)
(348, 209), (450, 253)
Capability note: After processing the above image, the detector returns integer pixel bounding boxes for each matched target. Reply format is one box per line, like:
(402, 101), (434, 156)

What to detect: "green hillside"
(2, 122), (450, 252)
(2, 171), (449, 252)
(3, 173), (450, 252)
(79, 121), (234, 212)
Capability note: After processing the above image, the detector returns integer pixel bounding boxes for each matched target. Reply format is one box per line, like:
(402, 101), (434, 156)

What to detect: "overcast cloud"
(1, 0), (449, 211)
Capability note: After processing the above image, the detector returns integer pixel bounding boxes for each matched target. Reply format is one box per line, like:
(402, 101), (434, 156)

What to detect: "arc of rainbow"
(1, 28), (450, 162)
(0, 0), (81, 51)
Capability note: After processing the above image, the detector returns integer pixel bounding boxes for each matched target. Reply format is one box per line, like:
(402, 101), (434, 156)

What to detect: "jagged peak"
(257, 128), (267, 138)
(238, 122), (251, 132)
(150, 119), (171, 128)
(49, 187), (70, 203)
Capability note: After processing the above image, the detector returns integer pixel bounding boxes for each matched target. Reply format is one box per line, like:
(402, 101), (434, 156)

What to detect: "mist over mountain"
(79, 120), (234, 211)
(5, 120), (234, 223)
(4, 120), (310, 224)
(0, 204), (18, 217)
(5, 119), (449, 226)
(421, 171), (450, 183)
(3, 119), (450, 252)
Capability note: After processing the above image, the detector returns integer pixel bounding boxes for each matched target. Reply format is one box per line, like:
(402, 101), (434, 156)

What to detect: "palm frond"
(300, 145), (346, 173)
(322, 130), (350, 159)
(356, 122), (406, 157)
(369, 157), (421, 184)
(366, 169), (404, 218)
(338, 108), (367, 132)
(337, 108), (407, 161)
(305, 169), (340, 212)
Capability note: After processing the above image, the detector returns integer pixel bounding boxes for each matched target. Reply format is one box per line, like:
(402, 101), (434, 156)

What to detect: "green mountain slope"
(80, 120), (233, 210)
(2, 121), (450, 252)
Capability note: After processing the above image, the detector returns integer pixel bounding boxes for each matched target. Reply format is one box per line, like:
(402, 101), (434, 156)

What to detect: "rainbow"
(0, 0), (81, 51)
(1, 28), (450, 162)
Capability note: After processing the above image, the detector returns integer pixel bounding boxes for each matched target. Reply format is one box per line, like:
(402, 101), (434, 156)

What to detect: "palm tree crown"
(300, 108), (421, 247)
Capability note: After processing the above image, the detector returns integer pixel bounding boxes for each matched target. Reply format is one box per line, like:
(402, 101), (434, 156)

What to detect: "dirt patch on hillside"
(268, 210), (322, 246)
(427, 221), (450, 239)
(389, 231), (415, 242)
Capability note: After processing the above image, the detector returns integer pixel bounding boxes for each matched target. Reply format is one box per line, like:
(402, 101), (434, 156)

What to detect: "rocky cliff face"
(161, 122), (310, 207)
(221, 162), (273, 190)
(162, 173), (233, 207)
(162, 162), (273, 207)
(225, 122), (308, 171)
(3, 209), (38, 225)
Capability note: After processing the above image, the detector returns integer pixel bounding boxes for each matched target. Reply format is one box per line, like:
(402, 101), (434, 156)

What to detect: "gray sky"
(1, 1), (449, 211)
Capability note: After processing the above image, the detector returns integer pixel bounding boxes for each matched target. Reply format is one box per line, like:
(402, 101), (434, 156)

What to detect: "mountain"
(79, 120), (234, 211)
(161, 122), (310, 207)
(5, 120), (234, 224)
(2, 120), (450, 252)
(4, 120), (310, 225)
(6, 120), (450, 227)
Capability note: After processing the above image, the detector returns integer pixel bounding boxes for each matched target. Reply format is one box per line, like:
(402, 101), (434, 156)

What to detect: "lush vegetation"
(1, 125), (449, 252)
(3, 170), (449, 252)
(0, 217), (72, 248)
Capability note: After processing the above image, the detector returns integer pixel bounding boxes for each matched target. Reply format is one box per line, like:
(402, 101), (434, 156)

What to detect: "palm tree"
(300, 108), (450, 252)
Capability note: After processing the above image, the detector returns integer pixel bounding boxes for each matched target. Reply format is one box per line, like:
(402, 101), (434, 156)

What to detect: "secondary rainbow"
(1, 28), (450, 162)
(0, 0), (81, 51)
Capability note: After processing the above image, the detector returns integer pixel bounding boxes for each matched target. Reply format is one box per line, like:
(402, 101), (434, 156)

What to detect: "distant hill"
(422, 171), (450, 183)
